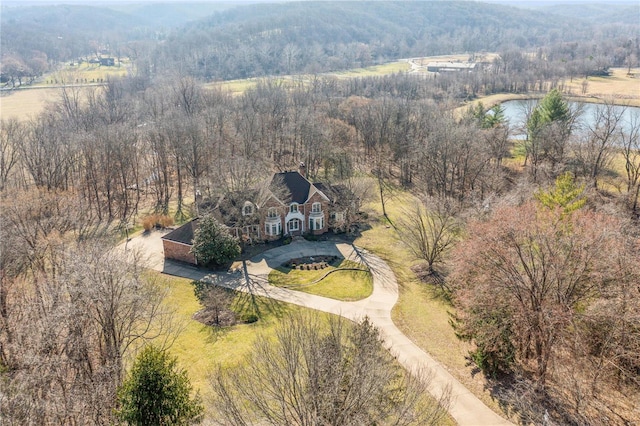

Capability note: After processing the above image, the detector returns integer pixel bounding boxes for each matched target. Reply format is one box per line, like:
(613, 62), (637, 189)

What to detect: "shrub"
(240, 313), (259, 324)
(142, 215), (156, 231)
(117, 345), (203, 425)
(158, 215), (174, 228)
(141, 214), (174, 231)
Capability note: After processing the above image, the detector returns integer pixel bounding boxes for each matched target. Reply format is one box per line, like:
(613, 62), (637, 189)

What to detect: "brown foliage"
(141, 214), (174, 231)
(450, 202), (640, 424)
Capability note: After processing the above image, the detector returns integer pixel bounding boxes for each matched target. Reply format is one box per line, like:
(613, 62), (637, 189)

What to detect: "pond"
(500, 99), (640, 139)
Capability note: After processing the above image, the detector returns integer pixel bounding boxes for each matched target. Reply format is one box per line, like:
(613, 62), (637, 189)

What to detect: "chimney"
(298, 162), (306, 177)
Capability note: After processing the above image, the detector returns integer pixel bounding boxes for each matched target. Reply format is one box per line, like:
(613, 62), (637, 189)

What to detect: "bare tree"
(210, 314), (450, 426)
(352, 98), (397, 219)
(0, 239), (173, 424)
(0, 190), (173, 424)
(621, 111), (640, 213)
(573, 101), (625, 189)
(397, 197), (459, 283)
(451, 201), (628, 389)
(0, 118), (24, 191)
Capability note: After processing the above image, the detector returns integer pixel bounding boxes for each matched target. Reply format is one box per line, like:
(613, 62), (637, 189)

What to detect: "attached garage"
(161, 219), (199, 265)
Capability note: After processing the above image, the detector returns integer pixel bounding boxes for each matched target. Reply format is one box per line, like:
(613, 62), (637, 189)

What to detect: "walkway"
(122, 234), (512, 425)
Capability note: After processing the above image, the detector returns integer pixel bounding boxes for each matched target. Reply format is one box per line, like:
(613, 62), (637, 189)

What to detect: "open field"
(47, 60), (130, 84)
(1, 60), (130, 121)
(330, 60), (411, 78)
(564, 67), (640, 106)
(1, 85), (103, 122)
(1, 87), (66, 121)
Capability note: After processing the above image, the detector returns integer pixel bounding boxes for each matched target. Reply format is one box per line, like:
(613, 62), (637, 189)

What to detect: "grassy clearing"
(332, 61), (410, 78)
(354, 186), (510, 419)
(1, 88), (72, 121)
(46, 61), (129, 84)
(269, 259), (373, 301)
(206, 78), (259, 94)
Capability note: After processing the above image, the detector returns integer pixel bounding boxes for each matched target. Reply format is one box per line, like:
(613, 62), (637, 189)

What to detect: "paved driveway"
(121, 232), (512, 426)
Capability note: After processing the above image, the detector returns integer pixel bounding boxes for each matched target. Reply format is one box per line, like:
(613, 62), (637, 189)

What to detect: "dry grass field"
(0, 60), (129, 122)
(1, 88), (66, 121)
(0, 86), (103, 122)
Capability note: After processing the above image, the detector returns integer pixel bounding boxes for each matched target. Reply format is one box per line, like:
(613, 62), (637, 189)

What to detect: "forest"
(1, 1), (639, 425)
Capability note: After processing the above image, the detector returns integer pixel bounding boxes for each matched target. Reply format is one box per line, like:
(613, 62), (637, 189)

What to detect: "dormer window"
(290, 203), (299, 213)
(267, 207), (278, 218)
(242, 202), (254, 216)
(312, 202), (321, 213)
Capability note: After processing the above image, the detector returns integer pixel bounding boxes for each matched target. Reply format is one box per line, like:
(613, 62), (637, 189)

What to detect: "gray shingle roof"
(161, 218), (199, 245)
(272, 171), (311, 204)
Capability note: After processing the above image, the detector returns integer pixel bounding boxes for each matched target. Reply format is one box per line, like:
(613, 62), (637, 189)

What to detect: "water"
(500, 100), (640, 139)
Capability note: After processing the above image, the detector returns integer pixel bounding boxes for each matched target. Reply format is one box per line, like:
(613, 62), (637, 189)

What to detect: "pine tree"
(117, 345), (203, 426)
(535, 171), (586, 215)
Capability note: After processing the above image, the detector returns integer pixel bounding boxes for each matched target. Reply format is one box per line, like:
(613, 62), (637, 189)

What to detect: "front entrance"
(287, 218), (302, 236)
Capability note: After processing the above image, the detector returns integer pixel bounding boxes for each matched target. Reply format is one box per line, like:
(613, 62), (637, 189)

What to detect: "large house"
(161, 168), (353, 264)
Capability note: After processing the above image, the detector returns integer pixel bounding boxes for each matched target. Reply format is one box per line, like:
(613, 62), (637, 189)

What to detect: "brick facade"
(162, 239), (197, 265)
(161, 171), (351, 264)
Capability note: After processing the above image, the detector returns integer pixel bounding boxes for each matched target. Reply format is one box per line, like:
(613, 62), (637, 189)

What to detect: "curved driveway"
(125, 234), (511, 425)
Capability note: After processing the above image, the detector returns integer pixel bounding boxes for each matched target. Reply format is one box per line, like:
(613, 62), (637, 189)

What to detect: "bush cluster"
(141, 214), (174, 231)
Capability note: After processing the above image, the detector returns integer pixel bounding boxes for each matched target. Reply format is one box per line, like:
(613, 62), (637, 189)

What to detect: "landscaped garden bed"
(269, 258), (372, 301)
(284, 255), (339, 270)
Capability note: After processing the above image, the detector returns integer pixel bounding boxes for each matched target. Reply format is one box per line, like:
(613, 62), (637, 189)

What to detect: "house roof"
(313, 183), (354, 208)
(271, 171), (312, 204)
(161, 218), (199, 246)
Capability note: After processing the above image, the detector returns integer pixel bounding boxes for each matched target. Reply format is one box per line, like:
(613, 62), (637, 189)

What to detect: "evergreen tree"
(117, 345), (204, 426)
(527, 88), (571, 139)
(535, 171), (586, 215)
(190, 215), (241, 267)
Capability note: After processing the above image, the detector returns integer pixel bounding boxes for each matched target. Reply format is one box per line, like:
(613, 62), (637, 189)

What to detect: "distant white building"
(426, 62), (477, 72)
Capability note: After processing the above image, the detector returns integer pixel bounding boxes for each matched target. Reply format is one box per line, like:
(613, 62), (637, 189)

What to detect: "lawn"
(152, 272), (300, 396)
(268, 259), (373, 301)
(154, 270), (454, 424)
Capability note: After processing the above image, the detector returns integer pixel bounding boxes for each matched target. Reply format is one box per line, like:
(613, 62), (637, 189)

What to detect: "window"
(312, 202), (321, 213)
(290, 203), (298, 213)
(267, 207), (278, 218)
(242, 203), (254, 216)
(289, 219), (300, 232)
(309, 217), (324, 230)
(331, 212), (344, 221)
(265, 222), (281, 236)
